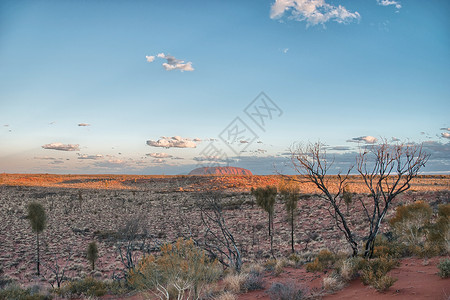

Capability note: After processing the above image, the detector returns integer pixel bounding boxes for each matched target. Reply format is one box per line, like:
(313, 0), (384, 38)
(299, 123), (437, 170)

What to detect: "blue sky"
(1, 0), (449, 175)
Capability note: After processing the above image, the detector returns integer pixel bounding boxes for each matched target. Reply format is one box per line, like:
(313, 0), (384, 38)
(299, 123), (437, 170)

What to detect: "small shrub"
(370, 275), (397, 292)
(243, 270), (265, 291)
(305, 249), (336, 272)
(215, 291), (237, 300)
(267, 281), (306, 300)
(337, 257), (362, 281)
(264, 259), (277, 272)
(0, 284), (52, 300)
(58, 277), (106, 297)
(274, 259), (286, 276)
(425, 204), (450, 255)
(223, 273), (247, 293)
(322, 275), (345, 292)
(360, 257), (399, 292)
(437, 258), (450, 278)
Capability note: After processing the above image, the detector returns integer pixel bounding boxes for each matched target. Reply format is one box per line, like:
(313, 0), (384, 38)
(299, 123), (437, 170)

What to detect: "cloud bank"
(146, 152), (173, 158)
(146, 136), (197, 148)
(42, 143), (80, 151)
(270, 0), (361, 26)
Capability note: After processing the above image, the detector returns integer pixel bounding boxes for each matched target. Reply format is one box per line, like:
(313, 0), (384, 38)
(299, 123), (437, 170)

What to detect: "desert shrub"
(57, 277), (106, 297)
(425, 204), (450, 255)
(242, 263), (264, 275)
(322, 275), (345, 292)
(389, 201), (432, 255)
(360, 257), (399, 292)
(223, 273), (247, 293)
(264, 259), (277, 272)
(0, 284), (52, 300)
(215, 291), (237, 300)
(371, 235), (408, 258)
(87, 241), (99, 271)
(336, 257), (363, 281)
(274, 259), (287, 276)
(288, 253), (301, 265)
(128, 238), (222, 299)
(437, 258), (450, 278)
(305, 249), (336, 272)
(267, 281), (306, 300)
(243, 270), (265, 291)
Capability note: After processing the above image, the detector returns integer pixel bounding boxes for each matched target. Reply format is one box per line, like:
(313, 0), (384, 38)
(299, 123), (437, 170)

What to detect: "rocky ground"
(0, 174), (449, 293)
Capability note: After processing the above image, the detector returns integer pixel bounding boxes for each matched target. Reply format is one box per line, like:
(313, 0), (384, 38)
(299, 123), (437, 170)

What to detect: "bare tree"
(197, 193), (243, 273)
(42, 250), (73, 288)
(290, 142), (358, 256)
(357, 141), (429, 258)
(290, 140), (429, 258)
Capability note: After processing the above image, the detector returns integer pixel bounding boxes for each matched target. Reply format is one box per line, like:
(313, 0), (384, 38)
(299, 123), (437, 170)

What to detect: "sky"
(0, 0), (449, 175)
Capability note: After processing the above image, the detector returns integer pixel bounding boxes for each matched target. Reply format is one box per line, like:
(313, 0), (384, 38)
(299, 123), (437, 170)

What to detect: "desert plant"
(243, 270), (265, 291)
(27, 202), (47, 276)
(389, 201), (432, 253)
(305, 249), (336, 272)
(322, 275), (345, 292)
(0, 283), (52, 300)
(267, 281), (306, 300)
(223, 273), (247, 293)
(279, 181), (300, 254)
(57, 277), (106, 297)
(425, 204), (450, 255)
(87, 241), (99, 271)
(360, 257), (399, 291)
(437, 258), (450, 278)
(252, 186), (278, 259)
(128, 238), (222, 299)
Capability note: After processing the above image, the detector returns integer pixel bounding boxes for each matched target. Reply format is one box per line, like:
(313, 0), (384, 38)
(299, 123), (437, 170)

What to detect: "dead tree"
(279, 182), (300, 254)
(357, 141), (430, 258)
(42, 250), (73, 288)
(197, 193), (242, 273)
(290, 142), (358, 256)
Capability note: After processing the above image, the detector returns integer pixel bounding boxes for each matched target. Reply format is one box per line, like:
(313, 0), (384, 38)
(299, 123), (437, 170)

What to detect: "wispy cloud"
(146, 152), (173, 158)
(440, 127), (450, 131)
(42, 143), (80, 151)
(78, 154), (103, 160)
(347, 136), (378, 144)
(270, 0), (361, 26)
(78, 123), (90, 127)
(377, 0), (401, 9)
(146, 53), (194, 72)
(146, 136), (197, 148)
(152, 158), (166, 164)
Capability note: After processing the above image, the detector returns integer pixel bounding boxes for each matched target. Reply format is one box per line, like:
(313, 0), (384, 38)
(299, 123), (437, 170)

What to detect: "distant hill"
(188, 166), (253, 176)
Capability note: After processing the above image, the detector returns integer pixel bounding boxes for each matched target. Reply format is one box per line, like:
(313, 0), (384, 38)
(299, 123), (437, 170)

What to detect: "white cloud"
(377, 0), (401, 9)
(78, 123), (90, 127)
(146, 136), (197, 148)
(270, 0), (360, 26)
(442, 132), (450, 139)
(347, 136), (378, 144)
(146, 152), (173, 158)
(152, 158), (166, 164)
(193, 156), (230, 163)
(146, 53), (194, 72)
(283, 48), (289, 54)
(78, 154), (103, 160)
(42, 143), (80, 151)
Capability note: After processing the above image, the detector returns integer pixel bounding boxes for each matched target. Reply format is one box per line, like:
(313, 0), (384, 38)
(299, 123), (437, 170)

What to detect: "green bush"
(128, 238), (222, 299)
(437, 258), (450, 278)
(0, 284), (52, 300)
(57, 277), (106, 298)
(305, 249), (336, 272)
(360, 257), (399, 292)
(389, 201), (432, 255)
(425, 204), (450, 255)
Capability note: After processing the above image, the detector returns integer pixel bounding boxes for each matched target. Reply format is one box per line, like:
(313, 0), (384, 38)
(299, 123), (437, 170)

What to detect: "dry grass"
(223, 273), (248, 293)
(215, 291), (237, 300)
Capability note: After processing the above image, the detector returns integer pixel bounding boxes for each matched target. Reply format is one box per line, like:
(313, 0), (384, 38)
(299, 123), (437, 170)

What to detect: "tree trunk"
(269, 212), (275, 259)
(36, 233), (40, 276)
(291, 210), (295, 254)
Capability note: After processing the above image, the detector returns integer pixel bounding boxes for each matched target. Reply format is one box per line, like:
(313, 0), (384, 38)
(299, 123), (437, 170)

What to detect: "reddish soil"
(237, 257), (449, 300)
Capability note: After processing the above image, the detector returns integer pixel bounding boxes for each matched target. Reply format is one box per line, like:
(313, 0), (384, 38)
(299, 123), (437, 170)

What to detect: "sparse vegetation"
(27, 202), (47, 276)
(267, 281), (306, 300)
(437, 258), (450, 278)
